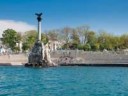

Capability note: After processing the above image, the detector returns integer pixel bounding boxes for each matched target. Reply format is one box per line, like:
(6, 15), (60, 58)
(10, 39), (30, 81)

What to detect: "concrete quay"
(0, 54), (27, 66)
(0, 51), (128, 67)
(52, 50), (128, 67)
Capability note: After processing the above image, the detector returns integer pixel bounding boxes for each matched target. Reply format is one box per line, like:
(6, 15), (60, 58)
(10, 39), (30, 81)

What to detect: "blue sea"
(0, 66), (128, 96)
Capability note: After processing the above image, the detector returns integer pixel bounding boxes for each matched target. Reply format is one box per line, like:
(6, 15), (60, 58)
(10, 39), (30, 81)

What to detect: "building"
(48, 40), (65, 52)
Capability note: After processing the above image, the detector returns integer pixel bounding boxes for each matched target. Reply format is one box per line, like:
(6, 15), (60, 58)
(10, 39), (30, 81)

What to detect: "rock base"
(25, 40), (56, 67)
(25, 60), (55, 67)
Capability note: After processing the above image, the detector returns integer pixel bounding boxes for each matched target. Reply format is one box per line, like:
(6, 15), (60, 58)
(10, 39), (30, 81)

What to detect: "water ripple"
(0, 66), (128, 96)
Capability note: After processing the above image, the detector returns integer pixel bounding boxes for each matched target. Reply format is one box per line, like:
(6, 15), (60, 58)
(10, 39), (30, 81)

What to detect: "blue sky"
(0, 0), (128, 35)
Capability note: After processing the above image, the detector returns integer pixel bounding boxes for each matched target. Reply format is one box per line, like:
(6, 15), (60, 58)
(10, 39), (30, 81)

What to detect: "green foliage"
(16, 32), (22, 43)
(69, 42), (79, 49)
(22, 30), (37, 50)
(41, 33), (49, 45)
(70, 29), (80, 45)
(62, 43), (69, 49)
(2, 25), (128, 52)
(83, 43), (91, 51)
(87, 31), (96, 44)
(91, 43), (100, 51)
(77, 44), (84, 50)
(97, 32), (115, 50)
(120, 34), (128, 49)
(2, 29), (17, 50)
(22, 42), (30, 52)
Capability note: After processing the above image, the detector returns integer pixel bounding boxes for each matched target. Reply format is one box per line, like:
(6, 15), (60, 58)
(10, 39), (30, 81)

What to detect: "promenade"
(0, 54), (28, 66)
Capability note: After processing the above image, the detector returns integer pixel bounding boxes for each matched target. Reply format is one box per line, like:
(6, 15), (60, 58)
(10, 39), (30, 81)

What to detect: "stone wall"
(51, 50), (128, 64)
(0, 50), (128, 66)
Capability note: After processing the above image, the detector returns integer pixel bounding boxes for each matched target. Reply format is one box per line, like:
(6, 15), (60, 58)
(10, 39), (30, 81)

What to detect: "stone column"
(36, 13), (42, 41)
(38, 19), (41, 41)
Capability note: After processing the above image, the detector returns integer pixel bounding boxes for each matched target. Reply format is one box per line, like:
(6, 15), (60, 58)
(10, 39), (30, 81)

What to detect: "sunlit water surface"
(0, 66), (128, 96)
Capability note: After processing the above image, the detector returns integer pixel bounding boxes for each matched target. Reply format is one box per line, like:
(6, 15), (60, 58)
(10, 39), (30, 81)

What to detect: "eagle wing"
(35, 13), (42, 16)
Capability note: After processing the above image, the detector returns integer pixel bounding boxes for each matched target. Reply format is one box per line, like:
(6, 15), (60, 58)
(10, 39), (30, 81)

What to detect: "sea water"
(0, 66), (128, 96)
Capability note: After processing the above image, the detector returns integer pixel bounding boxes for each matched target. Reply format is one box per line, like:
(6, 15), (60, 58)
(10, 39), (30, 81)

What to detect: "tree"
(47, 30), (58, 41)
(97, 31), (118, 51)
(87, 31), (97, 47)
(22, 30), (37, 49)
(16, 32), (22, 43)
(70, 29), (80, 49)
(78, 25), (90, 44)
(2, 29), (17, 50)
(61, 27), (72, 49)
(120, 34), (128, 49)
(22, 42), (30, 52)
(83, 43), (91, 51)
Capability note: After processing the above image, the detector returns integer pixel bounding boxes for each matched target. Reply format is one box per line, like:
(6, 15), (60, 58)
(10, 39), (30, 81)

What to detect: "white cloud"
(0, 20), (36, 37)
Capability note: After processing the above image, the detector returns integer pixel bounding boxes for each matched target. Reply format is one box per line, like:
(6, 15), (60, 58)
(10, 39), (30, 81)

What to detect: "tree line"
(2, 25), (128, 52)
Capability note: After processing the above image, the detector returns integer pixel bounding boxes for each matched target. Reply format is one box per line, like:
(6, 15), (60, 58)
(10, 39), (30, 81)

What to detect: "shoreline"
(1, 63), (128, 67)
(60, 63), (128, 67)
(0, 51), (128, 67)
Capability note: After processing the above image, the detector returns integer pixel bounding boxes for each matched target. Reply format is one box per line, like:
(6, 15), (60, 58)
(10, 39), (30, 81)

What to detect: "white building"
(48, 40), (65, 52)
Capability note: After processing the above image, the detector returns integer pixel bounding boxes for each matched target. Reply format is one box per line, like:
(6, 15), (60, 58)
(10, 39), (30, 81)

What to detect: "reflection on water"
(0, 66), (128, 96)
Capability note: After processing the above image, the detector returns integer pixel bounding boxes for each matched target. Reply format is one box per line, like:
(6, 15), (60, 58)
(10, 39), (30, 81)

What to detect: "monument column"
(36, 13), (42, 41)
(25, 13), (56, 67)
